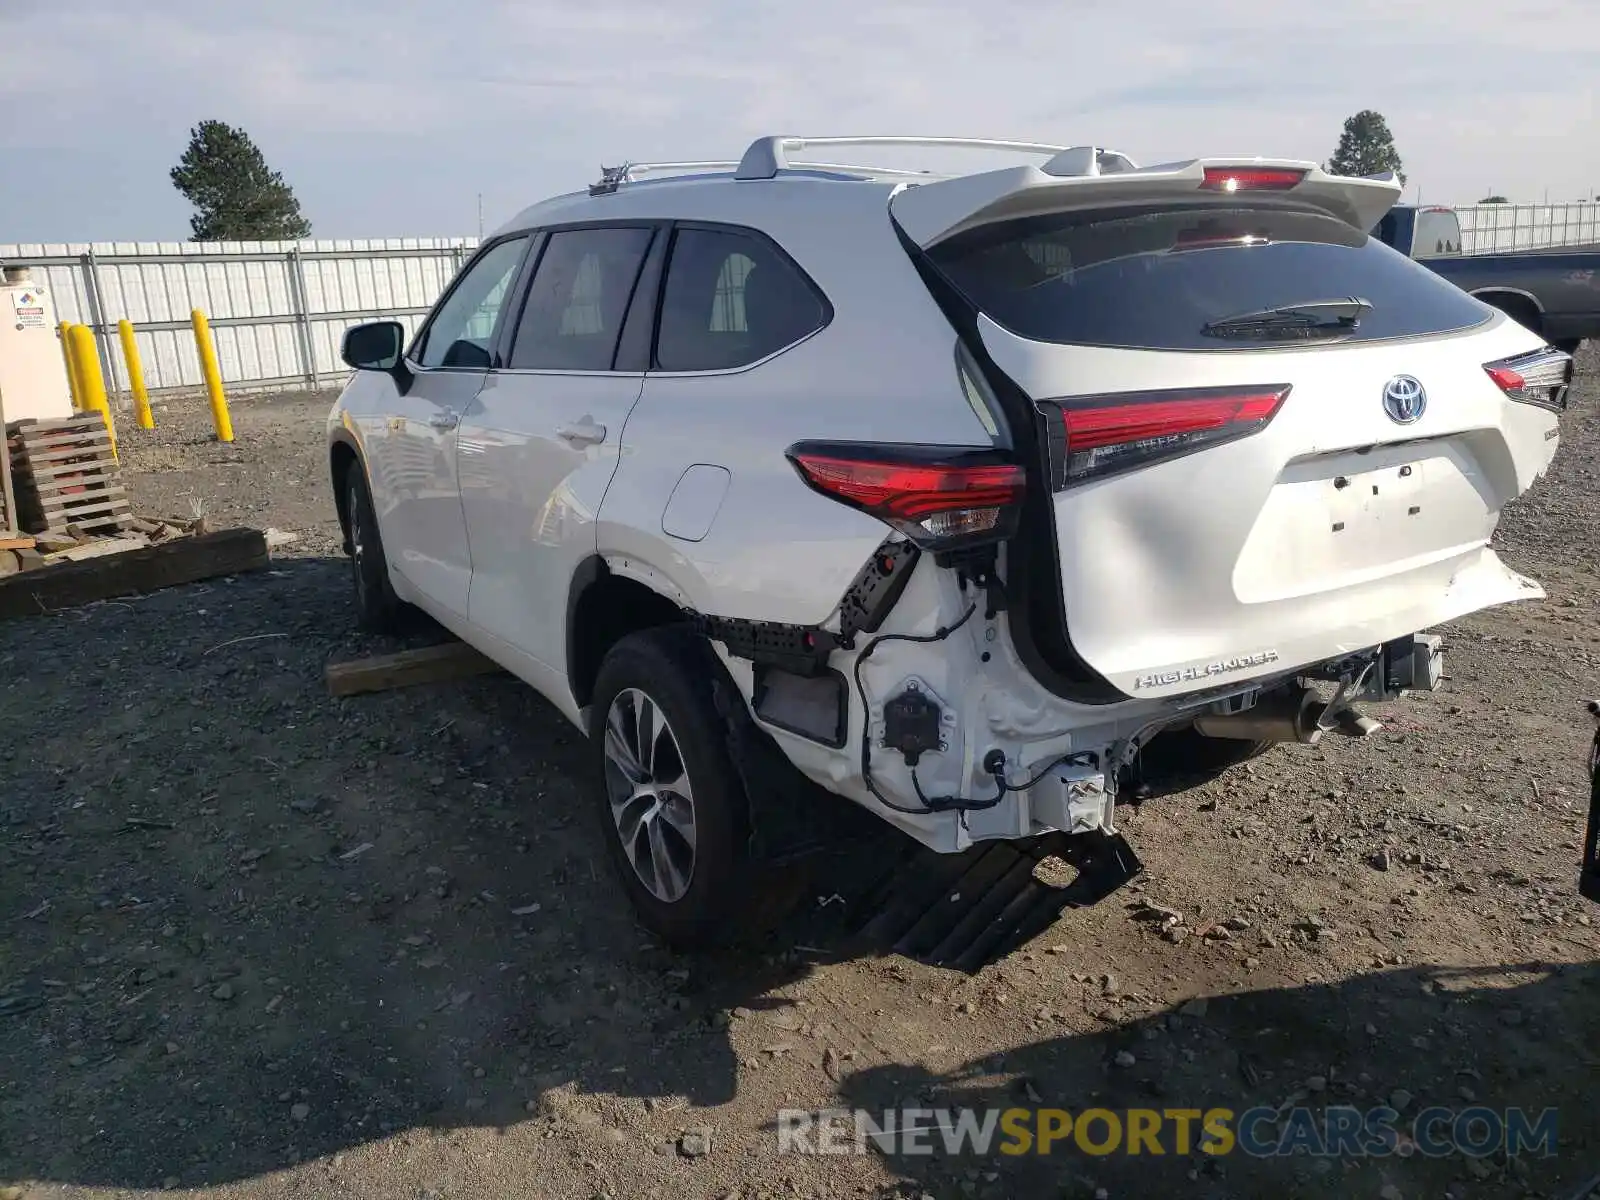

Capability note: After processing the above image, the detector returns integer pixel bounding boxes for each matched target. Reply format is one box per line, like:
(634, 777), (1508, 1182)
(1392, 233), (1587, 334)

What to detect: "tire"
(589, 626), (762, 950)
(343, 464), (405, 634)
(1555, 339), (1583, 356)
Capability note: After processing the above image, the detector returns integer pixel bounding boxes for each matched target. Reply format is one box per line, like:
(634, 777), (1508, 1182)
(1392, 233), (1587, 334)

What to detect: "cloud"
(1, 0), (1596, 239)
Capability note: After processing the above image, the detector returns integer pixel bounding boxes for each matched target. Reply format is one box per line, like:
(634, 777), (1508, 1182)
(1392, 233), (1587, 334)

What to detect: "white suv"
(328, 135), (1571, 948)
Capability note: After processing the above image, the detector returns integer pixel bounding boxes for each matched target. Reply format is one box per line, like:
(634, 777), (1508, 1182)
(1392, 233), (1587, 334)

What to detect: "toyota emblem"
(1383, 375), (1426, 424)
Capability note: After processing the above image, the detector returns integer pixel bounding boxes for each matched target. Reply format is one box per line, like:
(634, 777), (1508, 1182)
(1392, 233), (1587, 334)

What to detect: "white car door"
(457, 224), (658, 700)
(370, 235), (530, 617)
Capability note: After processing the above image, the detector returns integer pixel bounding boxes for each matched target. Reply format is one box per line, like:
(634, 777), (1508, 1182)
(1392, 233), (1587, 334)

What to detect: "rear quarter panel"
(595, 183), (998, 625)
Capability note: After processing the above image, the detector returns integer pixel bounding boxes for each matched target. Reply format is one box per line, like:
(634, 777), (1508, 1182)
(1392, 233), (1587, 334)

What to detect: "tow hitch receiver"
(1582, 701), (1600, 903)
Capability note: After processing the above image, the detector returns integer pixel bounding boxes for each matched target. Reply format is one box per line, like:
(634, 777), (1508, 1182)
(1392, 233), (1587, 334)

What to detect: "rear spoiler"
(888, 157), (1403, 248)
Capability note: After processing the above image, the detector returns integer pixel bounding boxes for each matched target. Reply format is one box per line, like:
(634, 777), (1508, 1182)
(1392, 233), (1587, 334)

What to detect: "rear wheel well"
(330, 441), (359, 551)
(1476, 291), (1543, 336)
(568, 566), (688, 709)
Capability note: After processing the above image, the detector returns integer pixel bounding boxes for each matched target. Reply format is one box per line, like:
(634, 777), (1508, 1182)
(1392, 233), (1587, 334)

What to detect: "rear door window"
(655, 226), (829, 371)
(508, 226), (654, 371)
(926, 204), (1489, 351)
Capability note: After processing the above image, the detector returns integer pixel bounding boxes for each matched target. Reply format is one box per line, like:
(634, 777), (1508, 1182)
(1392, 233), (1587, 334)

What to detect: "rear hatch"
(892, 160), (1563, 700)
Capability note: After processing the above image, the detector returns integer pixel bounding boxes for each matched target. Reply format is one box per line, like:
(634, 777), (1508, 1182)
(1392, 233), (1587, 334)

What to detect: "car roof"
(495, 168), (908, 238)
(493, 134), (1139, 238)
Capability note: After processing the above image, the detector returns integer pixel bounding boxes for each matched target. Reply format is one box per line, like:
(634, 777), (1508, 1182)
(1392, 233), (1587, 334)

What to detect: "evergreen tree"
(170, 120), (312, 242)
(1326, 110), (1406, 185)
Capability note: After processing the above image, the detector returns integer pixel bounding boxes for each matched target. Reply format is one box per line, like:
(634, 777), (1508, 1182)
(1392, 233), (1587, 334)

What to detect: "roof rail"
(589, 156), (940, 196)
(591, 161), (740, 195)
(735, 136), (1074, 181)
(589, 139), (1141, 194)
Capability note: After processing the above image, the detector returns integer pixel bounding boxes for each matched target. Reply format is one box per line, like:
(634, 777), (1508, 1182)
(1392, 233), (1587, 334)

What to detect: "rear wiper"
(1202, 297), (1373, 340)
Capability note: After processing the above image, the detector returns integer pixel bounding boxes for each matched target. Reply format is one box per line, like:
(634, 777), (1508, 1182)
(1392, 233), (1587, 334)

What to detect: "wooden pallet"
(0, 393), (15, 538)
(5, 413), (130, 536)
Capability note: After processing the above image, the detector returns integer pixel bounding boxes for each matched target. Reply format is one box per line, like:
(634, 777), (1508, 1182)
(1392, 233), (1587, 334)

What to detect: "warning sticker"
(11, 288), (47, 330)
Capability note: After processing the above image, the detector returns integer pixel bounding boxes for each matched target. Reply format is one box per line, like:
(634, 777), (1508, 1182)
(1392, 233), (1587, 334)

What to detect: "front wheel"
(589, 627), (766, 949)
(343, 466), (405, 634)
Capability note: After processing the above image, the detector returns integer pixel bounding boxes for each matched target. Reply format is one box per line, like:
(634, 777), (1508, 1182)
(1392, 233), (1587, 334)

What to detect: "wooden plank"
(0, 528), (270, 620)
(0, 535), (36, 551)
(34, 490), (130, 516)
(7, 414), (106, 433)
(325, 641), (505, 698)
(8, 440), (115, 466)
(16, 458), (120, 482)
(10, 428), (112, 452)
(29, 498), (132, 521)
(47, 535), (150, 563)
(0, 384), (16, 537)
(32, 473), (125, 492)
(8, 413), (109, 433)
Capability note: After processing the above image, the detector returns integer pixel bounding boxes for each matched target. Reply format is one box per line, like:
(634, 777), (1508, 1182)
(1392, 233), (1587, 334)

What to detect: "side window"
(415, 236), (528, 369)
(508, 227), (653, 371)
(1413, 209), (1463, 259)
(655, 227), (827, 372)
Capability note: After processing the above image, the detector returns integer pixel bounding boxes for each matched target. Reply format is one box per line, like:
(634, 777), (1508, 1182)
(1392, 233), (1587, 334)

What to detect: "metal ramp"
(842, 829), (1143, 974)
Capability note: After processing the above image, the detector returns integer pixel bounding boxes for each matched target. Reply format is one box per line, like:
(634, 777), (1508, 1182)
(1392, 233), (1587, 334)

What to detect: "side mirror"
(341, 321), (405, 371)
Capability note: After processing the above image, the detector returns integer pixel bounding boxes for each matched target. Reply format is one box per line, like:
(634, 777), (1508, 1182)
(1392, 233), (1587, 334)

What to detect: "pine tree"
(170, 121), (312, 242)
(1326, 111), (1406, 186)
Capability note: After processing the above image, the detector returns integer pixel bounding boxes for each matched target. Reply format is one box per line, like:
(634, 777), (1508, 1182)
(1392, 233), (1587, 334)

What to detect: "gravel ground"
(3, 354), (1599, 1200)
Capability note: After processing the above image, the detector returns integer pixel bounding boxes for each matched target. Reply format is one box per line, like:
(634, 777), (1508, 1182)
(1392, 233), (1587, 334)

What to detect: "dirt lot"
(3, 358), (1599, 1200)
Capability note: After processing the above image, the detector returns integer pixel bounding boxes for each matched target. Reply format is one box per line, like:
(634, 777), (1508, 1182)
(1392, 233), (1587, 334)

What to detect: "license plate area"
(1235, 442), (1494, 604)
(1327, 459), (1428, 539)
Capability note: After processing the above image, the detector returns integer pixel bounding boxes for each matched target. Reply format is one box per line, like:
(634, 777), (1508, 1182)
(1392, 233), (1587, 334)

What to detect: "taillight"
(1485, 346), (1572, 412)
(786, 442), (1025, 551)
(1042, 385), (1291, 488)
(1200, 167), (1306, 192)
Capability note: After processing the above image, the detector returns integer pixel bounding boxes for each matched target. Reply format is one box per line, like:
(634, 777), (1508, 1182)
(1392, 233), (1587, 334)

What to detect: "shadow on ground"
(2, 558), (1597, 1199)
(0, 556), (854, 1190)
(838, 961), (1600, 1200)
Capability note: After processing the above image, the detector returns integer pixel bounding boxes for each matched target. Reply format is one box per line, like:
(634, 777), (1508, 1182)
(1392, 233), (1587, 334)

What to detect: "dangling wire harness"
(852, 598), (1087, 815)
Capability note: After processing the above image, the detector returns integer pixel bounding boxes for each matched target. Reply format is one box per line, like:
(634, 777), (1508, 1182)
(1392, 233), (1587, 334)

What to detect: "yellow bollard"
(190, 309), (233, 444)
(60, 321), (85, 411)
(67, 323), (117, 461)
(118, 319), (154, 430)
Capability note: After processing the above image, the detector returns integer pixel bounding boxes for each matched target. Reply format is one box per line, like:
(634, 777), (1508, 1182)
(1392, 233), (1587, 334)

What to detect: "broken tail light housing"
(786, 442), (1025, 552)
(1042, 384), (1291, 488)
(1200, 166), (1307, 192)
(1484, 346), (1572, 412)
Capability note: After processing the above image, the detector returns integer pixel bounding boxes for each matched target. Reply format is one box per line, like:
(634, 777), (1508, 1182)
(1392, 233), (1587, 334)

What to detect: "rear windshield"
(926, 203), (1489, 351)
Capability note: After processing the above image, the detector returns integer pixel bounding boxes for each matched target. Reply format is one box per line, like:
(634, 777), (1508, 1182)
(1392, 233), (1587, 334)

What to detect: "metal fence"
(0, 237), (481, 400)
(5, 204), (1597, 400)
(1456, 202), (1600, 255)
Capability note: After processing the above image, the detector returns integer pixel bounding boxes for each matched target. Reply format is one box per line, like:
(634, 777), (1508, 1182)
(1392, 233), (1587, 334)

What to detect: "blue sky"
(2, 0), (1596, 242)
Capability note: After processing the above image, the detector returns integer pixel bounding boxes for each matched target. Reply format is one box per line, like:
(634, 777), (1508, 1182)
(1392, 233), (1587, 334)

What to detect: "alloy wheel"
(602, 686), (697, 903)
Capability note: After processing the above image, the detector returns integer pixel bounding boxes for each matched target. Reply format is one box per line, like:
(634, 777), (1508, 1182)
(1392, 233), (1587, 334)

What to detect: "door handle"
(428, 409), (460, 431)
(556, 420), (607, 447)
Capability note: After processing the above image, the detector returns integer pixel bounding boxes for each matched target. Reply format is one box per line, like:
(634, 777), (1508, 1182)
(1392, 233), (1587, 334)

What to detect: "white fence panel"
(1455, 203), (1600, 255)
(9, 205), (1599, 400)
(0, 237), (480, 396)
